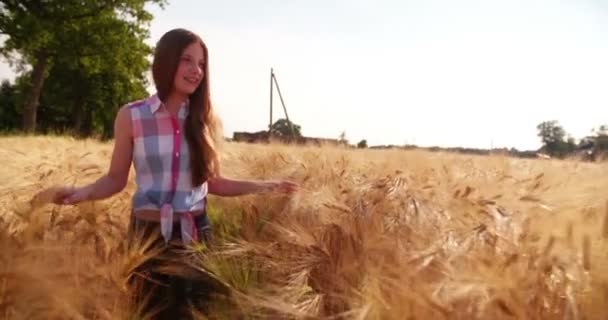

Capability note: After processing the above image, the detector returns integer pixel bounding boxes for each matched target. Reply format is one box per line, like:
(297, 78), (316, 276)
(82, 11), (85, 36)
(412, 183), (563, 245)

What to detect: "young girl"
(49, 28), (298, 318)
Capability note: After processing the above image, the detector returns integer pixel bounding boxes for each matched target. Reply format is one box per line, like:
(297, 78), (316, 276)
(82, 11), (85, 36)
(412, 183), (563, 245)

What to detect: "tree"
(37, 58), (149, 138)
(357, 139), (367, 148)
(537, 121), (566, 146)
(0, 80), (19, 130)
(339, 131), (348, 145)
(270, 118), (301, 138)
(592, 124), (608, 137)
(35, 10), (152, 138)
(592, 125), (608, 154)
(536, 120), (573, 157)
(0, 0), (165, 132)
(565, 135), (577, 154)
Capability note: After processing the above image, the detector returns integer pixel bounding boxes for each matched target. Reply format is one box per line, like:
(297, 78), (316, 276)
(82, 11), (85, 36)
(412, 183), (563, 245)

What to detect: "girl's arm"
(54, 106), (133, 204)
(207, 176), (298, 197)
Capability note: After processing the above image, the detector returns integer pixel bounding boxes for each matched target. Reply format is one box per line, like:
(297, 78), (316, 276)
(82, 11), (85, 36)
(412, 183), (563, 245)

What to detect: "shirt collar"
(148, 93), (189, 116)
(148, 94), (162, 114)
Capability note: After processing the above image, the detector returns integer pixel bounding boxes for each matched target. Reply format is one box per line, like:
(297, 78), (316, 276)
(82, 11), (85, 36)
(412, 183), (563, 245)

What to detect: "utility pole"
(268, 68), (296, 139)
(269, 68), (274, 133)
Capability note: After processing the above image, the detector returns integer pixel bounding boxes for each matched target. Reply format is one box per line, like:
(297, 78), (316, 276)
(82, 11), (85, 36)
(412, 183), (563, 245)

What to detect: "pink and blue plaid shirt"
(128, 94), (208, 244)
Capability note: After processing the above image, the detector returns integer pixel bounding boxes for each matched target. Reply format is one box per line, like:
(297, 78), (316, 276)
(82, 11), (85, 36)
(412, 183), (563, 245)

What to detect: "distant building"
(232, 131), (342, 146)
(232, 131), (270, 143)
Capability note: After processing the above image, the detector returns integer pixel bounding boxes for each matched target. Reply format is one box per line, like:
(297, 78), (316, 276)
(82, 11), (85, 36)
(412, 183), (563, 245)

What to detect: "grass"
(1, 135), (607, 319)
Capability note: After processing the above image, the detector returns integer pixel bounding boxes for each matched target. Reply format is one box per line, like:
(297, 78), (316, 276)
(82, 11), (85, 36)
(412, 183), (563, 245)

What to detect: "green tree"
(0, 80), (19, 130)
(537, 121), (566, 146)
(592, 124), (608, 137)
(536, 120), (574, 157)
(592, 125), (608, 153)
(35, 10), (152, 138)
(0, 0), (165, 132)
(270, 118), (301, 138)
(565, 135), (577, 154)
(339, 131), (348, 145)
(36, 61), (148, 138)
(357, 139), (367, 148)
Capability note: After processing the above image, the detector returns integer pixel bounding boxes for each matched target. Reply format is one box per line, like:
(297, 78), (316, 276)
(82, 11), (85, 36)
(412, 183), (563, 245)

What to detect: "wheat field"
(0, 135), (607, 319)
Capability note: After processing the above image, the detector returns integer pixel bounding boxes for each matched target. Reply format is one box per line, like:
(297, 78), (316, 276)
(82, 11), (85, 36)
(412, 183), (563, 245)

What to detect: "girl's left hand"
(265, 180), (299, 194)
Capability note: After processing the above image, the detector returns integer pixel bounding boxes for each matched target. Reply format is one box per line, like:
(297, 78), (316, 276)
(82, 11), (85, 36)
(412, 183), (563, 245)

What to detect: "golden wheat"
(1, 135), (607, 319)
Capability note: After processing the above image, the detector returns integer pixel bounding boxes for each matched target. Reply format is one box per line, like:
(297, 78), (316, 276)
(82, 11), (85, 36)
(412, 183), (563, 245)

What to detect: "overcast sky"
(2, 0), (607, 150)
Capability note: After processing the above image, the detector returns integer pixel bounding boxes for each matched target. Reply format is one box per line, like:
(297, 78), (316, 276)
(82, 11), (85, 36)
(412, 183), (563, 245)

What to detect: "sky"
(2, 0), (608, 150)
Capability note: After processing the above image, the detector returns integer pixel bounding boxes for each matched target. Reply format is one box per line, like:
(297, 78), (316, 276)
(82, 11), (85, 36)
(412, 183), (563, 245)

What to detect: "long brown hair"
(152, 28), (222, 186)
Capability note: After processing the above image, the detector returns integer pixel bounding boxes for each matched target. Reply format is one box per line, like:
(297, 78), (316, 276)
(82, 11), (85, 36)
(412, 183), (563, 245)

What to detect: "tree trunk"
(22, 50), (49, 133)
(82, 107), (94, 137)
(72, 94), (85, 135)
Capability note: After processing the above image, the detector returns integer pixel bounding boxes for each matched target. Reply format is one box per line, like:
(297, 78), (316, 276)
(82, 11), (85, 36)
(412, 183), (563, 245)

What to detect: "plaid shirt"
(128, 94), (208, 214)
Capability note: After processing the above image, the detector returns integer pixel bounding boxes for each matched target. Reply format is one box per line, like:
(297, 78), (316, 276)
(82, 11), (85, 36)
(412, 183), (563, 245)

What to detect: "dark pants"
(126, 213), (218, 319)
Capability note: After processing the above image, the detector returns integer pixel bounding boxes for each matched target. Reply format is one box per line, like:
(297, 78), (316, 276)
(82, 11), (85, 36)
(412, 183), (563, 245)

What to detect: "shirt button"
(176, 130), (180, 134)
(175, 152), (179, 157)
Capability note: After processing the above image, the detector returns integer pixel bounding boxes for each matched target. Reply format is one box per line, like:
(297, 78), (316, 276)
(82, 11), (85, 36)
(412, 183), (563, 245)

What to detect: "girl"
(49, 28), (298, 318)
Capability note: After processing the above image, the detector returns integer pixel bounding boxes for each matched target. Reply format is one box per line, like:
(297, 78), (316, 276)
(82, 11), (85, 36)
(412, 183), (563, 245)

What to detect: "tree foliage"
(535, 120), (574, 157)
(0, 0), (166, 132)
(591, 124), (608, 153)
(357, 139), (367, 148)
(339, 131), (348, 144)
(536, 121), (566, 146)
(535, 120), (608, 159)
(270, 118), (302, 138)
(0, 80), (19, 130)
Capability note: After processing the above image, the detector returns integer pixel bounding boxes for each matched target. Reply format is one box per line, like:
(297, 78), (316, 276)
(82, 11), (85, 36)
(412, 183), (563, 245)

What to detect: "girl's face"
(173, 41), (205, 96)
